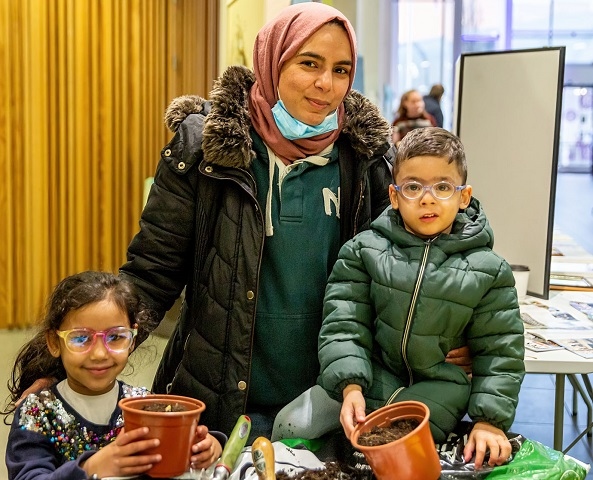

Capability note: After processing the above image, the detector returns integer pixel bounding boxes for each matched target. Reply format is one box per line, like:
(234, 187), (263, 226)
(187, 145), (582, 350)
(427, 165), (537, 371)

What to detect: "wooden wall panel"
(0, 0), (219, 329)
(24, 0), (51, 324)
(0, 0), (14, 328)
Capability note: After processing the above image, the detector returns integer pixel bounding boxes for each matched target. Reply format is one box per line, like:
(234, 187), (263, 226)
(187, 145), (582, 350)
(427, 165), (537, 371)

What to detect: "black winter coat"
(120, 65), (394, 436)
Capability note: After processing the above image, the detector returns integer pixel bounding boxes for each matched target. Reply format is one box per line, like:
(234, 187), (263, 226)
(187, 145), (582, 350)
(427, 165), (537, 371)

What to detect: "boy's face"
(389, 155), (472, 239)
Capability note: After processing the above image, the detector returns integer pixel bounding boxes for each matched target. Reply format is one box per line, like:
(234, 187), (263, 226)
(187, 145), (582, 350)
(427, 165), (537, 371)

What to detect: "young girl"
(391, 89), (437, 145)
(3, 271), (223, 480)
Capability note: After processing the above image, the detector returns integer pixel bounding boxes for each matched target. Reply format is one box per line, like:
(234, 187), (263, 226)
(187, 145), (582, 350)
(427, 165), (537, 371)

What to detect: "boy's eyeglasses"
(56, 327), (137, 354)
(393, 181), (467, 200)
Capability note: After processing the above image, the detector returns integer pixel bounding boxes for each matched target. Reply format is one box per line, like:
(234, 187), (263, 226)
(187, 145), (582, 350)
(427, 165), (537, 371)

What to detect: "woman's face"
(277, 23), (353, 126)
(403, 91), (425, 118)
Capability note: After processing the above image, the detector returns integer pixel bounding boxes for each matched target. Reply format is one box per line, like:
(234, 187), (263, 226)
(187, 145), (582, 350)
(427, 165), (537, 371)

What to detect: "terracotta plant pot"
(350, 400), (441, 480)
(119, 394), (206, 478)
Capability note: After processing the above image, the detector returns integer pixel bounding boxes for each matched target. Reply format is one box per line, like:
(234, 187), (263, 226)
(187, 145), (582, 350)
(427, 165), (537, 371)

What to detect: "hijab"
(248, 3), (357, 163)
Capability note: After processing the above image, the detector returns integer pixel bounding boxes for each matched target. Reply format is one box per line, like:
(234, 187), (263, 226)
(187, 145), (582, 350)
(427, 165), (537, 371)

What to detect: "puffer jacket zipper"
(205, 166), (265, 417)
(166, 332), (193, 394)
(239, 176), (265, 414)
(352, 178), (364, 236)
(385, 238), (434, 405)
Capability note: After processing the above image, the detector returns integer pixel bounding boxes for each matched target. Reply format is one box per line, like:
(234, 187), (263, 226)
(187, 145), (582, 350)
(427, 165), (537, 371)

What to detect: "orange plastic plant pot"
(350, 400), (441, 480)
(119, 394), (206, 478)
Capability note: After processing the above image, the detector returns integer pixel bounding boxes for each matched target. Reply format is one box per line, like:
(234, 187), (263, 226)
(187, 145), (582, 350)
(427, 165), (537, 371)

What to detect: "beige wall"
(221, 0), (338, 71)
(224, 0), (266, 70)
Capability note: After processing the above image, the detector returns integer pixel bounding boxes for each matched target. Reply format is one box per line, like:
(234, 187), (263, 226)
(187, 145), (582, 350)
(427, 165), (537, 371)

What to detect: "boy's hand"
(82, 427), (161, 478)
(464, 422), (512, 470)
(190, 426), (222, 470)
(445, 346), (473, 375)
(340, 384), (366, 439)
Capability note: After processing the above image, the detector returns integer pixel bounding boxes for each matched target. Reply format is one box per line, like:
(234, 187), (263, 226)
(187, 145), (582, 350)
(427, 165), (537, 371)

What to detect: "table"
(524, 348), (593, 452)
(549, 231), (593, 290)
(521, 288), (593, 452)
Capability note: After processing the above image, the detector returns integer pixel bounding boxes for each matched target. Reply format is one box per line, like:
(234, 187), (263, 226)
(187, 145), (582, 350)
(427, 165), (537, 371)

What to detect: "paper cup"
(511, 265), (530, 302)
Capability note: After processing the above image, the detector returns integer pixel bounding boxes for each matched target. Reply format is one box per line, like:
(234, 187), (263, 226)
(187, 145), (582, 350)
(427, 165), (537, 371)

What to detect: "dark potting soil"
(140, 402), (186, 412)
(356, 418), (420, 447)
(273, 421), (421, 480)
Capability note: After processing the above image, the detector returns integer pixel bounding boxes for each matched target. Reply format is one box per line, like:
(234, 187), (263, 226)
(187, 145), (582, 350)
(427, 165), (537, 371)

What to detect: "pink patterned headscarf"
(248, 3), (357, 163)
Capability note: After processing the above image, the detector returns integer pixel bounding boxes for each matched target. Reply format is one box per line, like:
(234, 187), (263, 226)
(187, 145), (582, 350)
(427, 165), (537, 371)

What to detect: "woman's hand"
(445, 345), (473, 375)
(190, 426), (223, 470)
(463, 422), (512, 470)
(340, 384), (367, 439)
(16, 377), (56, 405)
(82, 427), (161, 478)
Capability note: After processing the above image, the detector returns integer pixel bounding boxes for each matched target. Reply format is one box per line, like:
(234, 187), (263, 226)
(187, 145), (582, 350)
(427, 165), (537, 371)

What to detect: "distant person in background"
(423, 83), (445, 128)
(392, 89), (437, 145)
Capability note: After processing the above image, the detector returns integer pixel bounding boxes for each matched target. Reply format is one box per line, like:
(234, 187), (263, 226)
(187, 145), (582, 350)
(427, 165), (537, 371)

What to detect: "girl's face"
(47, 299), (134, 396)
(403, 91), (425, 118)
(389, 155), (472, 239)
(277, 23), (352, 126)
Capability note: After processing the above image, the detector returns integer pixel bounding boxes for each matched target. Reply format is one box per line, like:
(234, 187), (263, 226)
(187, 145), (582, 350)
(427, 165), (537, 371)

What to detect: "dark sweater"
(6, 381), (226, 479)
(248, 133), (341, 407)
(6, 381), (149, 480)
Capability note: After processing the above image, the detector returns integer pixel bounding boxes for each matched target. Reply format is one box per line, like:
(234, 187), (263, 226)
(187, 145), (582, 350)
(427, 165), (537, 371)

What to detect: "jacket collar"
(163, 65), (391, 169)
(375, 197), (494, 253)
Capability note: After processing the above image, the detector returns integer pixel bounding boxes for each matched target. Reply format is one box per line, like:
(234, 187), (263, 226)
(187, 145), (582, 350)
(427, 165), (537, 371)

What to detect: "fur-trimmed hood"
(163, 65), (392, 169)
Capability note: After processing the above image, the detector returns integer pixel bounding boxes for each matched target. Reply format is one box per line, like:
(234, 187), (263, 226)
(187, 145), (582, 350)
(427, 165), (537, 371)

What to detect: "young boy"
(272, 127), (525, 470)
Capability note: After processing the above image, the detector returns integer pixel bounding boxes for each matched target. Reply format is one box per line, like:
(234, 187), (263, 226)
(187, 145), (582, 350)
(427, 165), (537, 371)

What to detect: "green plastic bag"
(279, 437), (325, 452)
(485, 439), (589, 479)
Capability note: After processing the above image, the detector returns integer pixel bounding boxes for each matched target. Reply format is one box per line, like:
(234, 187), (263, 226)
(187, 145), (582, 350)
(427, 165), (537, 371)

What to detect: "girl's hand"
(340, 384), (367, 439)
(82, 427), (161, 478)
(190, 426), (223, 470)
(463, 422), (512, 470)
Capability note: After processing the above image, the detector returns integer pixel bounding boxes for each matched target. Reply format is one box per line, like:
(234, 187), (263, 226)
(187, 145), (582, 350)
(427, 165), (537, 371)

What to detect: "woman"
(392, 89), (437, 145)
(119, 3), (391, 441)
(120, 3), (468, 441)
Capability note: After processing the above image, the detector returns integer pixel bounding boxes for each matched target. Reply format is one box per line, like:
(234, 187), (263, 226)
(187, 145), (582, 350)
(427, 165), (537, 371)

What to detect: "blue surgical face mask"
(271, 99), (338, 140)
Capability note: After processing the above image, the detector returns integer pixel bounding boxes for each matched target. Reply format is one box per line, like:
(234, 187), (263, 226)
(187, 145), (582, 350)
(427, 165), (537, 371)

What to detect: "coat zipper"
(352, 152), (391, 237)
(352, 179), (364, 236)
(238, 173), (265, 412)
(166, 333), (193, 394)
(168, 166), (265, 412)
(385, 239), (433, 405)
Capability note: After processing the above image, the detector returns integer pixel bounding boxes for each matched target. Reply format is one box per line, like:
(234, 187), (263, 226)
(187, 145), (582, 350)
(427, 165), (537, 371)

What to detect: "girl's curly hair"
(2, 271), (157, 422)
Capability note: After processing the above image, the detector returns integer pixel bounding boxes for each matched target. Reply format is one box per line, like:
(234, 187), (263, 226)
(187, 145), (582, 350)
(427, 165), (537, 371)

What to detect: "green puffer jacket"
(318, 198), (525, 442)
